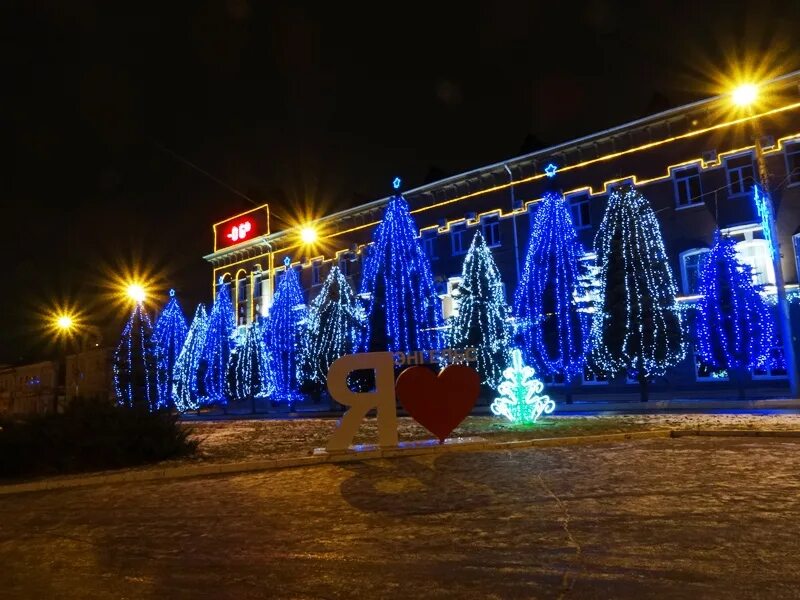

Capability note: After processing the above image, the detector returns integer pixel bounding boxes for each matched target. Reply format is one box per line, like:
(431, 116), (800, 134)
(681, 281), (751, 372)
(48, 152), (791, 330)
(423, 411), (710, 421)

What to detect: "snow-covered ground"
(187, 413), (800, 463)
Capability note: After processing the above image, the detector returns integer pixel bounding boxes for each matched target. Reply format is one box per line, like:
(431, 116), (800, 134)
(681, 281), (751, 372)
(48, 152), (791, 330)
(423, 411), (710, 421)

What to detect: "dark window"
(726, 154), (756, 196)
(451, 224), (470, 255)
(785, 141), (800, 184)
(674, 166), (703, 207)
(481, 215), (501, 247)
(311, 261), (322, 286)
(569, 195), (591, 229)
(422, 232), (438, 260)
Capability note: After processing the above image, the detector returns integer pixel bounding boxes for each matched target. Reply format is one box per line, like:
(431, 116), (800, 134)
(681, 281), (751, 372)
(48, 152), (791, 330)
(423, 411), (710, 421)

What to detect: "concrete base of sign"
(313, 435), (488, 458)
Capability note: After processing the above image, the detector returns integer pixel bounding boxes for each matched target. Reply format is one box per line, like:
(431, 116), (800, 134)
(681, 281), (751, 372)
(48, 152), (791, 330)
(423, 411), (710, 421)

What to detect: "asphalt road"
(2, 437), (800, 599)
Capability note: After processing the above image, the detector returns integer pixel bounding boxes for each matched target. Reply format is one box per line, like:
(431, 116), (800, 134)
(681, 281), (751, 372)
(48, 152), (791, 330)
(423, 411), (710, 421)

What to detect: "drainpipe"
(505, 164), (521, 284)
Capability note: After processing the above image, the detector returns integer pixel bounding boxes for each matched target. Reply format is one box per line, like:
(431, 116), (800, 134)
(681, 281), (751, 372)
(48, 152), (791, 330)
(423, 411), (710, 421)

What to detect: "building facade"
(205, 72), (800, 400)
(0, 361), (58, 416)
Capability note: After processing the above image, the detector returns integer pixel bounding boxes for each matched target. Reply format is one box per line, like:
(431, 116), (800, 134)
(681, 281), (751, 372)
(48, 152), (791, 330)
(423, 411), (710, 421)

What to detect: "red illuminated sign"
(214, 205), (269, 251)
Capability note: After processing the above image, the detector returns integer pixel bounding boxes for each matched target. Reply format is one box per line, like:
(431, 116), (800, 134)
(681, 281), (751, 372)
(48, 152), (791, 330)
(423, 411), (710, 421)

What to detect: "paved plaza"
(2, 436), (800, 599)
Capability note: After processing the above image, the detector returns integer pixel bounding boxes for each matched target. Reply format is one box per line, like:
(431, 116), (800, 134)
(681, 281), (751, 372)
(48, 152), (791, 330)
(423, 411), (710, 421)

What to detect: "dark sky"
(4, 0), (800, 363)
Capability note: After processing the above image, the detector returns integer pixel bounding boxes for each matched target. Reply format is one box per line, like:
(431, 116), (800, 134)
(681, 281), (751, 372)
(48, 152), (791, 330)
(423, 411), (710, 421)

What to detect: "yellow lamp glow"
(55, 314), (74, 331)
(300, 226), (318, 245)
(126, 283), (146, 303)
(732, 83), (758, 107)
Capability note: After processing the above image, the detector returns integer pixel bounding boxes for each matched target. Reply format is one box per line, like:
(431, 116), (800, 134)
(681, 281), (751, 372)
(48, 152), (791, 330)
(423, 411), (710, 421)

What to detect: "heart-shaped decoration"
(395, 365), (480, 443)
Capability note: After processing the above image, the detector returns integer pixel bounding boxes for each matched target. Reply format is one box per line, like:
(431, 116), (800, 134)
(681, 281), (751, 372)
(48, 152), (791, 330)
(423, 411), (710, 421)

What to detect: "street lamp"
(731, 82), (799, 397)
(126, 283), (146, 304)
(263, 224), (320, 317)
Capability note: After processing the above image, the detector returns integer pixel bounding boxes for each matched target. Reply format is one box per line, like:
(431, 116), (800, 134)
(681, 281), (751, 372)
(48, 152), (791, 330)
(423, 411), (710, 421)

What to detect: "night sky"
(5, 0), (800, 363)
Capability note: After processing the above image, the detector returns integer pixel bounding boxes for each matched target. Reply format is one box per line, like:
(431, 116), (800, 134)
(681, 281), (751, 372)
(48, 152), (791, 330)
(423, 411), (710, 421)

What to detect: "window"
(725, 154), (756, 196)
(582, 366), (608, 385)
(785, 141), (800, 185)
(339, 255), (353, 278)
(451, 223), (470, 255)
(237, 278), (247, 302)
(568, 194), (591, 229)
(694, 351), (728, 382)
(753, 338), (788, 380)
(481, 215), (501, 247)
(311, 261), (322, 286)
(735, 239), (775, 286)
(794, 233), (800, 282)
(673, 166), (703, 207)
(442, 277), (463, 318)
(680, 248), (710, 294)
(422, 232), (438, 260)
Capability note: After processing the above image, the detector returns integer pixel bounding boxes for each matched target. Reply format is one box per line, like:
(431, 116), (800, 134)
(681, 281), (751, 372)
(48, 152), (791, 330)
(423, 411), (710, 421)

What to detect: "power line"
(152, 139), (258, 206)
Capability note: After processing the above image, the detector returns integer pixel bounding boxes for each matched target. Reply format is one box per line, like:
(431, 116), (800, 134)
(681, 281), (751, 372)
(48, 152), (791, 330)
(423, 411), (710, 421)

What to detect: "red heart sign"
(395, 365), (481, 443)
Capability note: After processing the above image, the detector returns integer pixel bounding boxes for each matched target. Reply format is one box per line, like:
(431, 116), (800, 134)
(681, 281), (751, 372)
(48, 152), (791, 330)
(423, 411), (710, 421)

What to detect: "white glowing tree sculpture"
(490, 348), (555, 424)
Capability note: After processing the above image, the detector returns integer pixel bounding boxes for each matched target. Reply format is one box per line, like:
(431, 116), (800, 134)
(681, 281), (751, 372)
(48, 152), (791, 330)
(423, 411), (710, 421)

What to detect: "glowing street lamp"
(300, 225), (318, 245)
(731, 83), (758, 107)
(126, 283), (146, 304)
(55, 314), (74, 333)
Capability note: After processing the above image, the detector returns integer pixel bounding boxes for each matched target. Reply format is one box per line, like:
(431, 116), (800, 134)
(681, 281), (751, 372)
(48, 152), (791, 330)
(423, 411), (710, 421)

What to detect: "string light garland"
(300, 265), (366, 386)
(514, 192), (588, 382)
(490, 348), (554, 424)
(200, 282), (236, 405)
(228, 322), (273, 401)
(447, 230), (511, 389)
(113, 302), (158, 410)
(360, 186), (444, 353)
(173, 304), (209, 412)
(153, 289), (188, 409)
(590, 185), (686, 380)
(695, 232), (776, 370)
(265, 257), (307, 406)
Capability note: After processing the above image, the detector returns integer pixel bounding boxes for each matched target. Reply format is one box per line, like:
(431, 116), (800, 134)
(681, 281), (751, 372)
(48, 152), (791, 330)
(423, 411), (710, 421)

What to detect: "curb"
(2, 428), (799, 497)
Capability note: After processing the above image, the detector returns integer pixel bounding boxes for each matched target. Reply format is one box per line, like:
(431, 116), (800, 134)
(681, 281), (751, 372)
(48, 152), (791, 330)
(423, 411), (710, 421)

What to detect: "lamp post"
(732, 83), (799, 397)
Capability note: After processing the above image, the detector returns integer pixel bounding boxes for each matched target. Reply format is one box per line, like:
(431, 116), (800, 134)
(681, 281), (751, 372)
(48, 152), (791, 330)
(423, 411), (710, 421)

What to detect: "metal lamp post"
(735, 84), (799, 397)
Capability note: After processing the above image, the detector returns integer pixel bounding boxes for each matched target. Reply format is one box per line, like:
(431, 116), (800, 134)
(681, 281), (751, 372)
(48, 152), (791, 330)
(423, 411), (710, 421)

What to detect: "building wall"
(0, 361), (58, 416)
(65, 347), (114, 404)
(207, 81), (800, 398)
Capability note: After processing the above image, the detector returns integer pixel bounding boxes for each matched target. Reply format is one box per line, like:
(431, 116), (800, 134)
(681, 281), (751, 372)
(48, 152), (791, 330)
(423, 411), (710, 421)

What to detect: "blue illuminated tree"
(113, 302), (158, 410)
(265, 258), (307, 407)
(200, 282), (236, 405)
(300, 265), (366, 387)
(153, 289), (188, 409)
(514, 192), (588, 386)
(448, 230), (511, 390)
(695, 232), (776, 394)
(173, 304), (209, 412)
(228, 323), (273, 406)
(360, 180), (444, 353)
(591, 185), (685, 400)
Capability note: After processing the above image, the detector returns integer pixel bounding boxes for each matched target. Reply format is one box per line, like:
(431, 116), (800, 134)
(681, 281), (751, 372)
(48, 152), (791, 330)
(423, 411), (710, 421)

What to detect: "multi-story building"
(0, 361), (58, 415)
(205, 71), (800, 400)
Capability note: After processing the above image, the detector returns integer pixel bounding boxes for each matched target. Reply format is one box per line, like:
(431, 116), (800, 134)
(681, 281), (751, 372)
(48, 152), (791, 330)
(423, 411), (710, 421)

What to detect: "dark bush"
(0, 398), (197, 480)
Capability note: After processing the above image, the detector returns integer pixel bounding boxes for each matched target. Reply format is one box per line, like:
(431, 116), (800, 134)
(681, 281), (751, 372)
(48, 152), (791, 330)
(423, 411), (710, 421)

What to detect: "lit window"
(443, 276), (463, 318)
(568, 194), (591, 229)
(725, 154), (756, 196)
(694, 351), (728, 381)
(311, 261), (322, 286)
(735, 239), (775, 286)
(673, 166), (703, 207)
(794, 233), (800, 282)
(481, 215), (501, 247)
(451, 223), (470, 255)
(753, 337), (787, 380)
(680, 248), (710, 294)
(784, 141), (800, 185)
(582, 366), (608, 385)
